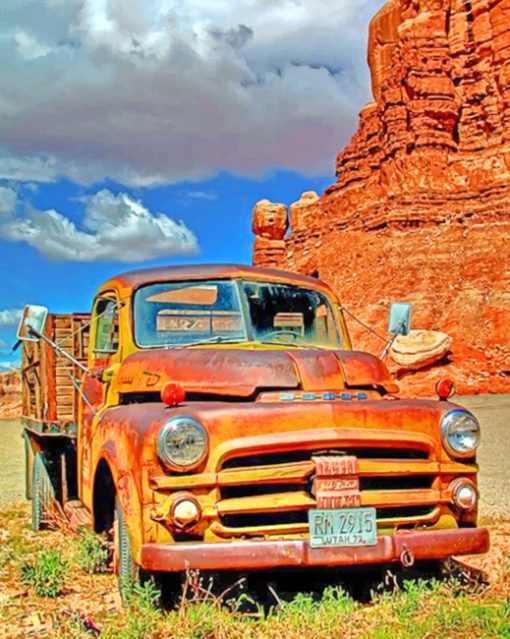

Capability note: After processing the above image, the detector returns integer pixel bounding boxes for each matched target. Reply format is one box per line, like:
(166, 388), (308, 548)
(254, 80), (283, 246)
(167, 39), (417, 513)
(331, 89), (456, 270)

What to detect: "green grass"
(82, 578), (510, 639)
(100, 580), (162, 639)
(2, 503), (510, 639)
(20, 549), (68, 597)
(73, 527), (110, 574)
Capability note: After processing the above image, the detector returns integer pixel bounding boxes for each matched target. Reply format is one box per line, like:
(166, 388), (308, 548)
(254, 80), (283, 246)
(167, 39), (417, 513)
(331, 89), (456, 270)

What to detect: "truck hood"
(114, 348), (399, 398)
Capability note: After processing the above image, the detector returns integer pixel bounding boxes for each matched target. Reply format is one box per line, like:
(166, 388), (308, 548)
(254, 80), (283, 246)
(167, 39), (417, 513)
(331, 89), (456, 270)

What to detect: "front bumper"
(141, 527), (489, 572)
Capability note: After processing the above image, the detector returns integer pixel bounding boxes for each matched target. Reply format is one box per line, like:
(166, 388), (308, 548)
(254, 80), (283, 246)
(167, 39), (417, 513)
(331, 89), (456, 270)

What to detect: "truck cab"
(20, 264), (488, 595)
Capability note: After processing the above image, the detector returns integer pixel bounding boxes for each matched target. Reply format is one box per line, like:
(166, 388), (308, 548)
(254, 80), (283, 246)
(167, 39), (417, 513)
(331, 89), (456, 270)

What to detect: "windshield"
(133, 279), (341, 349)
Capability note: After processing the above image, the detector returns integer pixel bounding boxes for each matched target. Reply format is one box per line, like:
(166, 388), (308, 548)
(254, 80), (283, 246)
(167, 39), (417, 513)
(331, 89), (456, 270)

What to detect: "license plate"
(308, 507), (377, 548)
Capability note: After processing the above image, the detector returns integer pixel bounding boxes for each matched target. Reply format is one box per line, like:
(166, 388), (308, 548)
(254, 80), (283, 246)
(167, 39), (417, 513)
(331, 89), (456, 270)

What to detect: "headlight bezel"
(157, 416), (209, 472)
(441, 409), (480, 458)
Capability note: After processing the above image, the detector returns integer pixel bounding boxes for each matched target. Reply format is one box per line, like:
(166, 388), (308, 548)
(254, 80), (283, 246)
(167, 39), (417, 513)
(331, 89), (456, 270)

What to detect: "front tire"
(113, 499), (181, 607)
(115, 499), (139, 601)
(31, 452), (56, 531)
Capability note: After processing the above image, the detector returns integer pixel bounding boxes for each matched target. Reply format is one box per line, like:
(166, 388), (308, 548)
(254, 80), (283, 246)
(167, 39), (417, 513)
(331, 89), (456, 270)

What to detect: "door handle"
(101, 363), (120, 383)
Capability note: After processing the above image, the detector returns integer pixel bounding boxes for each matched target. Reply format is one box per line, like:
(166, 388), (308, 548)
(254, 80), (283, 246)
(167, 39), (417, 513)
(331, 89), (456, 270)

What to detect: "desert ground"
(0, 395), (509, 638)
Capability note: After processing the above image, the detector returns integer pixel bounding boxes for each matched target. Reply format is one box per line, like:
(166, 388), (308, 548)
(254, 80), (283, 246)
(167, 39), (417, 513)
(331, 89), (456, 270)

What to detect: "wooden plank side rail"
(21, 312), (91, 431)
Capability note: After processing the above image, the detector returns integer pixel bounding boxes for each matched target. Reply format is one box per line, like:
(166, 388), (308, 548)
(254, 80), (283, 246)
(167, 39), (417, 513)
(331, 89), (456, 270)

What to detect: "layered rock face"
(0, 371), (21, 420)
(253, 0), (510, 396)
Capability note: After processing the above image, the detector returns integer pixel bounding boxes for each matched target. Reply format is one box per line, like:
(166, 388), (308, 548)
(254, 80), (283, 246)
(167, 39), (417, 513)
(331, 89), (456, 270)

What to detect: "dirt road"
(458, 394), (510, 519)
(0, 419), (25, 505)
(1, 394), (509, 513)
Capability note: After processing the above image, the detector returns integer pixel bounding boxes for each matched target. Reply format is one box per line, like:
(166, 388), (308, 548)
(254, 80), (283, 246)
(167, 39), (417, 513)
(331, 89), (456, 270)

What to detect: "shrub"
(74, 528), (109, 574)
(21, 549), (67, 597)
(102, 580), (163, 639)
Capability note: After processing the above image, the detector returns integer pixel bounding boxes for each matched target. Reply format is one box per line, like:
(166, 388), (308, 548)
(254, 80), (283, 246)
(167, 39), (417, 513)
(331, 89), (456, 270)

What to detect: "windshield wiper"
(162, 336), (328, 350)
(171, 336), (247, 349)
(258, 339), (327, 350)
(258, 339), (302, 348)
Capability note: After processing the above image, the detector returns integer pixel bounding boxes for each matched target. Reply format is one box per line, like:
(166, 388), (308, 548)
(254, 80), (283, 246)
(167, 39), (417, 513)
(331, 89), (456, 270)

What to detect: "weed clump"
(20, 549), (67, 597)
(101, 579), (163, 639)
(74, 528), (109, 574)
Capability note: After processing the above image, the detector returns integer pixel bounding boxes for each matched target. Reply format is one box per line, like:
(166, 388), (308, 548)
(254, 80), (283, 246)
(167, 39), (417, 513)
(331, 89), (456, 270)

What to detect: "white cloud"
(0, 189), (198, 261)
(185, 190), (218, 201)
(14, 30), (53, 60)
(0, 361), (17, 370)
(0, 0), (384, 185)
(0, 187), (17, 215)
(0, 309), (23, 326)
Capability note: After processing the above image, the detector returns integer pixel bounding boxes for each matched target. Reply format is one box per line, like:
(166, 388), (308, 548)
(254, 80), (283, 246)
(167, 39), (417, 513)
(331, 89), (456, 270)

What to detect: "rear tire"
(24, 434), (34, 500)
(31, 452), (56, 531)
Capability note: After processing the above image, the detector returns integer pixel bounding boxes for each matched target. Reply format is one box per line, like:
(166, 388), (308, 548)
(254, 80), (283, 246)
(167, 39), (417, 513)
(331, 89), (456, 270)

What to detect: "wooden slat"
(21, 311), (91, 429)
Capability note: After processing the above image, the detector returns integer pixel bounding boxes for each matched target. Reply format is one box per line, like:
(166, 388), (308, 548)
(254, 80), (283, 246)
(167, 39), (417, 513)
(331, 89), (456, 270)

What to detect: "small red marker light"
(161, 382), (186, 407)
(436, 378), (456, 401)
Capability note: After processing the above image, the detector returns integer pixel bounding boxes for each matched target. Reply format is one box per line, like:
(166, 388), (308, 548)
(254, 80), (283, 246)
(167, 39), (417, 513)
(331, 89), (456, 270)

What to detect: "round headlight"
(451, 480), (478, 512)
(157, 416), (208, 471)
(441, 410), (480, 457)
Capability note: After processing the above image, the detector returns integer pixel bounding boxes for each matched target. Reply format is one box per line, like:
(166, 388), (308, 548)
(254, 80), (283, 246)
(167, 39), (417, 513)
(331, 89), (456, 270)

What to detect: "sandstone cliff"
(253, 0), (510, 396)
(0, 370), (21, 420)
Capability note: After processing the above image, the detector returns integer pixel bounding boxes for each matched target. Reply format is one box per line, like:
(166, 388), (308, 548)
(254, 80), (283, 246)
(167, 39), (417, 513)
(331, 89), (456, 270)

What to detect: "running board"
(63, 500), (93, 531)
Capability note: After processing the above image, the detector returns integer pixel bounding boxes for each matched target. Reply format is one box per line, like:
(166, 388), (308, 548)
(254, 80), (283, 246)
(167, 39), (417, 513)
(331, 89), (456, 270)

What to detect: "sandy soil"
(457, 394), (510, 519)
(0, 420), (25, 505)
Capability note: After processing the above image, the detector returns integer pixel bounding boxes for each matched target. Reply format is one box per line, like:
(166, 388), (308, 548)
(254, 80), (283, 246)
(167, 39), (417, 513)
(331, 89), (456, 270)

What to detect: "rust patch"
(313, 455), (361, 509)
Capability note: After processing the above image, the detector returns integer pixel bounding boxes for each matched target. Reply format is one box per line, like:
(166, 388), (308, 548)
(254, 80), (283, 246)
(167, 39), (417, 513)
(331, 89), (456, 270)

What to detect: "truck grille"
(222, 447), (429, 469)
(215, 445), (441, 535)
(221, 506), (436, 529)
(221, 474), (435, 500)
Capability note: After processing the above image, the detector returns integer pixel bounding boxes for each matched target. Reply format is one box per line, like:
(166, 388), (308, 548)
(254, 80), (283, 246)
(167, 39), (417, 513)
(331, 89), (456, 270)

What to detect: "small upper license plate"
(309, 507), (377, 548)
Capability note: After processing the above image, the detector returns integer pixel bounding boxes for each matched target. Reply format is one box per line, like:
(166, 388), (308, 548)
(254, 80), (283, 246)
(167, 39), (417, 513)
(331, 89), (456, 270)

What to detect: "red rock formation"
(0, 371), (21, 420)
(253, 0), (510, 396)
(252, 199), (289, 268)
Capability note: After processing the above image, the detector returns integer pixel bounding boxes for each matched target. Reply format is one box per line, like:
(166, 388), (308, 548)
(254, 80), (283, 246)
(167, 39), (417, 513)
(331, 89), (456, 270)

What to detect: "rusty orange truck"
(19, 264), (488, 597)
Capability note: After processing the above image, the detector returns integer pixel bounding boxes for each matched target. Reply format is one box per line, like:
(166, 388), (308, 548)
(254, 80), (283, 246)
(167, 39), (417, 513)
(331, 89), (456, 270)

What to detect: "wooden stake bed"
(21, 313), (91, 432)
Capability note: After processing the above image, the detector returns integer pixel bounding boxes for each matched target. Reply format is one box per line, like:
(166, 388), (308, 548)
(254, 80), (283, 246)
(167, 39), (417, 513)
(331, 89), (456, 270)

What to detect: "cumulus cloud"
(0, 189), (198, 261)
(0, 361), (17, 370)
(0, 0), (384, 186)
(0, 309), (23, 326)
(0, 187), (17, 215)
(14, 30), (54, 60)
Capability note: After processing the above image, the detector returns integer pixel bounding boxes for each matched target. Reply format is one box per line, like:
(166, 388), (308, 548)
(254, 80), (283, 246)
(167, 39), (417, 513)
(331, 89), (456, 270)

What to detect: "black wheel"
(24, 434), (34, 500)
(115, 499), (139, 601)
(31, 452), (56, 531)
(115, 500), (140, 593)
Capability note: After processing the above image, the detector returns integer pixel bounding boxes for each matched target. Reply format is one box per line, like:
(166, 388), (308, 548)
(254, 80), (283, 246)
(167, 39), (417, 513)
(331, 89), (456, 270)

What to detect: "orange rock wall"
(253, 0), (510, 396)
(0, 371), (21, 420)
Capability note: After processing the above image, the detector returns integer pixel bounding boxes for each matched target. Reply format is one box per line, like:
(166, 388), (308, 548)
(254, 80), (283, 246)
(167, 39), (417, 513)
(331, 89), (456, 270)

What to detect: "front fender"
(95, 443), (145, 563)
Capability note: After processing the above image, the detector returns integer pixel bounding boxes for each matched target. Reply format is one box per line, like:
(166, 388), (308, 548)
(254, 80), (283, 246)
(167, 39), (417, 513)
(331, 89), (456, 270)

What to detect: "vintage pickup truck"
(18, 264), (488, 597)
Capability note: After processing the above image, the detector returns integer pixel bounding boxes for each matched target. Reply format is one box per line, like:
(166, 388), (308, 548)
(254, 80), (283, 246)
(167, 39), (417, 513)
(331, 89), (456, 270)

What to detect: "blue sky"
(0, 0), (385, 367)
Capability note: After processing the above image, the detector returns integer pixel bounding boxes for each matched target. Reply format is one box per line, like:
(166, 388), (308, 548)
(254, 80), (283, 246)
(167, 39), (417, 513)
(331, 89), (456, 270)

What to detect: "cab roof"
(100, 263), (336, 297)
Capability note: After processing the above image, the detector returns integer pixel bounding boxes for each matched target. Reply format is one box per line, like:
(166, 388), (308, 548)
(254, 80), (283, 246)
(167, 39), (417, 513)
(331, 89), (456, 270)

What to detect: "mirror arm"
(380, 333), (398, 360)
(28, 326), (90, 376)
(65, 371), (96, 415)
(380, 318), (406, 360)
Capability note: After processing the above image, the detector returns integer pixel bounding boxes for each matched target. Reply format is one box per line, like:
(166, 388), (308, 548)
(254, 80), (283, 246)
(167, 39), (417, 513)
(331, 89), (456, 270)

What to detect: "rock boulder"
(391, 330), (453, 371)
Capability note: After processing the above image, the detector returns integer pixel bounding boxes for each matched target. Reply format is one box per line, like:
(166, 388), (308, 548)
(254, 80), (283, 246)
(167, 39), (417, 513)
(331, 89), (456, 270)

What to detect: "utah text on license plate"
(308, 507), (377, 548)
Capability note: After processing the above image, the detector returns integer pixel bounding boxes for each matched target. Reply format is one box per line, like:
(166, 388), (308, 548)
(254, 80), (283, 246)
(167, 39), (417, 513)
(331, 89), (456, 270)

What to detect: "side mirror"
(16, 305), (49, 342)
(388, 302), (411, 337)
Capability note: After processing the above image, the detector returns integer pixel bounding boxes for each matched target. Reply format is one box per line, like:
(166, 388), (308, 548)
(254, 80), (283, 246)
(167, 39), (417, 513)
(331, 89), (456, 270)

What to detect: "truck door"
(78, 293), (121, 505)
